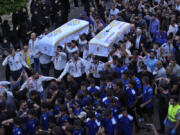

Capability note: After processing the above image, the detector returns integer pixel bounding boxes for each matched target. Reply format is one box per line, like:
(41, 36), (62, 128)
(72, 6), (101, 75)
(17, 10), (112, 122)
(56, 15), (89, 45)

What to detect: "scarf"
(25, 52), (31, 67)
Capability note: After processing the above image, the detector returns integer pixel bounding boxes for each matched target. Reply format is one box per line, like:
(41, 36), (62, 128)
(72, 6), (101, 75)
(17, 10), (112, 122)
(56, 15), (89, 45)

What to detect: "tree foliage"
(0, 0), (27, 15)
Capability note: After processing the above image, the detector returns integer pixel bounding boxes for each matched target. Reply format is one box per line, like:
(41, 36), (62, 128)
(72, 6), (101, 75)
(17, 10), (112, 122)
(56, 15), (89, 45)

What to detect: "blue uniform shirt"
(86, 119), (100, 135)
(110, 106), (119, 117)
(118, 114), (134, 135)
(114, 65), (128, 79)
(26, 118), (37, 135)
(73, 128), (83, 135)
(59, 114), (69, 126)
(142, 85), (153, 108)
(100, 84), (107, 99)
(126, 87), (137, 107)
(134, 77), (142, 92)
(13, 125), (23, 135)
(102, 117), (118, 135)
(40, 112), (49, 131)
(54, 104), (60, 115)
(73, 108), (82, 116)
(121, 79), (129, 88)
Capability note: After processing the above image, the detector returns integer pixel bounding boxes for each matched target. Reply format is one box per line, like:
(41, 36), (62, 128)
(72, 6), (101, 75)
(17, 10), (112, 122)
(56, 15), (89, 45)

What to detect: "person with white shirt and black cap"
(57, 51), (86, 83)
(2, 49), (29, 81)
(51, 46), (67, 78)
(28, 32), (39, 72)
(39, 53), (51, 76)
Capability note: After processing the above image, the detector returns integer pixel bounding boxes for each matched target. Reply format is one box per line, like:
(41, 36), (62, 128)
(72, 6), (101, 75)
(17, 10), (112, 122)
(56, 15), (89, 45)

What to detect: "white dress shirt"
(39, 54), (51, 64)
(51, 52), (67, 71)
(58, 57), (86, 79)
(20, 76), (55, 92)
(78, 39), (87, 52)
(88, 61), (105, 78)
(2, 54), (29, 71)
(28, 38), (39, 58)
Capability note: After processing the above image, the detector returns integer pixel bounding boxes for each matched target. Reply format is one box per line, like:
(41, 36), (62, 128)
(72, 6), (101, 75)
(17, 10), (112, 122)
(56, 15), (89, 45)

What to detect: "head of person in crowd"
(90, 79), (96, 88)
(10, 48), (16, 56)
(28, 109), (36, 120)
(151, 13), (157, 21)
(72, 51), (79, 61)
(150, 50), (156, 59)
(117, 58), (123, 68)
(169, 58), (177, 67)
(32, 71), (40, 80)
(156, 60), (163, 70)
(113, 80), (124, 92)
(19, 100), (28, 111)
(80, 81), (87, 91)
(166, 66), (173, 76)
(169, 95), (179, 106)
(71, 40), (78, 48)
(167, 36), (173, 44)
(48, 84), (58, 96)
(111, 3), (116, 10)
(41, 102), (49, 113)
(24, 45), (28, 52)
(142, 76), (150, 85)
(110, 15), (116, 22)
(67, 74), (74, 83)
(44, 27), (49, 35)
(30, 32), (36, 41)
(121, 72), (129, 81)
(93, 55), (99, 64)
(56, 46), (63, 54)
(121, 107), (128, 116)
(112, 55), (118, 65)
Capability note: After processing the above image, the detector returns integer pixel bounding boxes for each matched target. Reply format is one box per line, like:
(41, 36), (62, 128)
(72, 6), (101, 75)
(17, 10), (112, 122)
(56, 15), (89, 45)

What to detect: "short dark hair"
(170, 95), (179, 103)
(142, 76), (149, 84)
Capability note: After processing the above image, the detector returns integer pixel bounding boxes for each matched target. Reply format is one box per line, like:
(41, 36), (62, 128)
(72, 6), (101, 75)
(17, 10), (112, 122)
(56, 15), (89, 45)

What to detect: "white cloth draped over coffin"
(38, 19), (89, 56)
(89, 20), (131, 57)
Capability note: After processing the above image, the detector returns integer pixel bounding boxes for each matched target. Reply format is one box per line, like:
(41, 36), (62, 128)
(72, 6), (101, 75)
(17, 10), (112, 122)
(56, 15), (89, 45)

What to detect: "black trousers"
(40, 63), (51, 76)
(11, 68), (22, 81)
(5, 65), (10, 81)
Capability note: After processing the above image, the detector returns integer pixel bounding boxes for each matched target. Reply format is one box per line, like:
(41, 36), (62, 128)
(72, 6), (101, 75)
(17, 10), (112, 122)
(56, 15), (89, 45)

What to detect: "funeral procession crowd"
(0, 0), (180, 135)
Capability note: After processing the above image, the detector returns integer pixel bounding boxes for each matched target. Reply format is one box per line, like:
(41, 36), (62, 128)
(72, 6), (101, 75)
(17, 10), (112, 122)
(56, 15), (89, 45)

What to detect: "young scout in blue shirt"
(102, 109), (118, 135)
(118, 108), (135, 135)
(13, 117), (23, 135)
(139, 76), (153, 123)
(40, 102), (49, 131)
(86, 111), (100, 135)
(26, 109), (38, 135)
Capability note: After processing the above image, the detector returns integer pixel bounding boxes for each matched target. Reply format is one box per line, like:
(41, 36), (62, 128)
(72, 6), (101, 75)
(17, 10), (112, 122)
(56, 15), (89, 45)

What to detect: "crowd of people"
(0, 0), (180, 135)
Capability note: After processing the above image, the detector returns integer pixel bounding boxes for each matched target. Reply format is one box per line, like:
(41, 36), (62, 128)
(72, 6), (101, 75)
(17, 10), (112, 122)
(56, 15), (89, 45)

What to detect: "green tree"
(0, 0), (27, 15)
